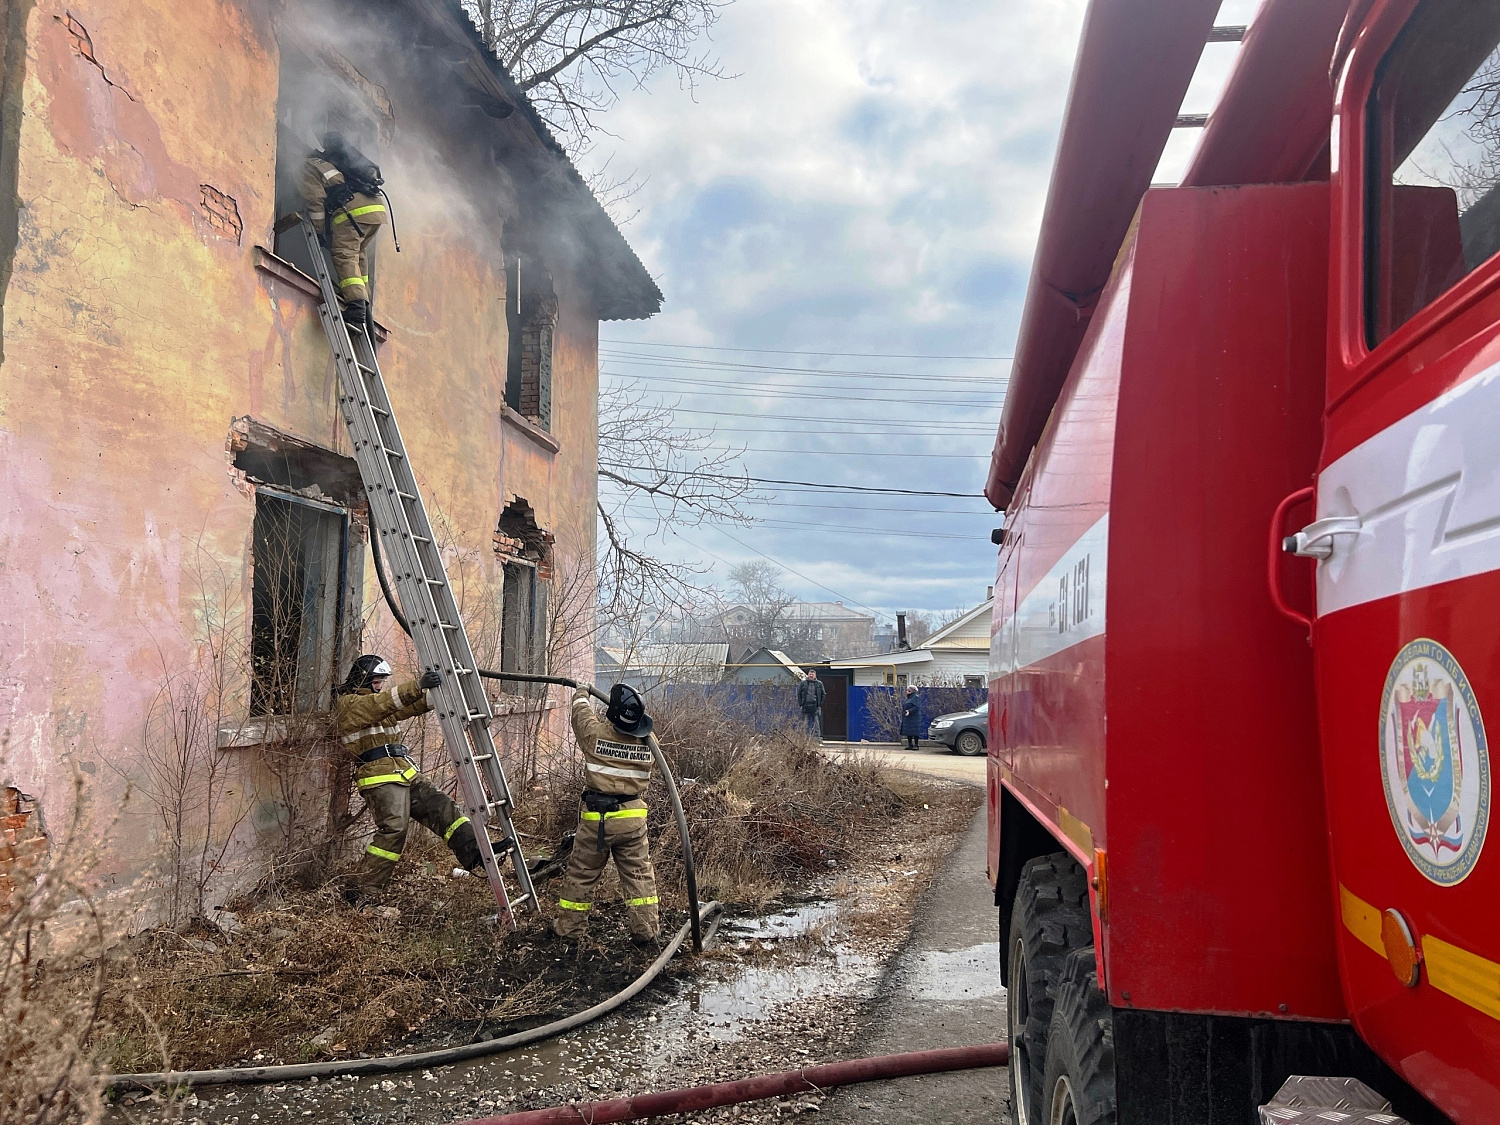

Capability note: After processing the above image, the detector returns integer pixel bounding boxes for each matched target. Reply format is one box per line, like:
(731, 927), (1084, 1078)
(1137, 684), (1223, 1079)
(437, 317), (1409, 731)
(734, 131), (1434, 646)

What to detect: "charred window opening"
(232, 421), (365, 714)
(504, 244), (558, 432)
(495, 500), (554, 684)
(272, 37), (390, 272)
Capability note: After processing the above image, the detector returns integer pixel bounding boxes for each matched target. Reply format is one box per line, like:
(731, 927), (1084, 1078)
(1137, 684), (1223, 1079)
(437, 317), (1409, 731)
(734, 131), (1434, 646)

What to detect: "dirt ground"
(105, 781), (983, 1124)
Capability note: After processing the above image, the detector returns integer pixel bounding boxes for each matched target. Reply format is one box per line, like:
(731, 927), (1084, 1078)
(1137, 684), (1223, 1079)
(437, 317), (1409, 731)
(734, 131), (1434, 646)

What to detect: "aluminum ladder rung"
(293, 212), (536, 930)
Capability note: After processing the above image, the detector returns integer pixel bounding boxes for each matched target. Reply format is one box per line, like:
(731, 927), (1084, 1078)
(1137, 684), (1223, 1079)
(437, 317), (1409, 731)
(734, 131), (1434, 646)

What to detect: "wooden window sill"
(254, 246), (389, 343)
(502, 405), (560, 455)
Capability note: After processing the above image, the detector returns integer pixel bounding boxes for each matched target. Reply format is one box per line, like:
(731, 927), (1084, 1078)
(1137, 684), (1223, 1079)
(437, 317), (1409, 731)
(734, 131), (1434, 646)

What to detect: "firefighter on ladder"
(335, 654), (491, 905)
(554, 685), (661, 944)
(300, 132), (390, 330)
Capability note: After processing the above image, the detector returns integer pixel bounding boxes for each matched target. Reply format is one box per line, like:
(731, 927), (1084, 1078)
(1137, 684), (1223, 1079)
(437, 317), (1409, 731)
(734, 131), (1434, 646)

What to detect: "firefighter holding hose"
(554, 685), (661, 944)
(335, 654), (491, 905)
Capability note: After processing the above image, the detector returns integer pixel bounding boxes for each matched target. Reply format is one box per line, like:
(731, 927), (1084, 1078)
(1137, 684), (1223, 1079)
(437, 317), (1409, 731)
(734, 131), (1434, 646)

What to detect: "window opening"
(250, 489), (348, 716)
(494, 499), (555, 691)
(1365, 0), (1500, 346)
(503, 246), (558, 431)
(232, 420), (366, 715)
(272, 38), (389, 275)
(964, 675), (985, 688)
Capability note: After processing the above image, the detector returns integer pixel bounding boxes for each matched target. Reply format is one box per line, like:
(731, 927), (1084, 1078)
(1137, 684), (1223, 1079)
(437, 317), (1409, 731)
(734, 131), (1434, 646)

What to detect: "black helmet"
(340, 654), (393, 694)
(605, 683), (653, 737)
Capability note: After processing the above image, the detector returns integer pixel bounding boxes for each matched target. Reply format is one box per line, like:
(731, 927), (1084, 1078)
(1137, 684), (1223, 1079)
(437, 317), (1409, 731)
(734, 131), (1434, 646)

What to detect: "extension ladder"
(295, 216), (535, 927)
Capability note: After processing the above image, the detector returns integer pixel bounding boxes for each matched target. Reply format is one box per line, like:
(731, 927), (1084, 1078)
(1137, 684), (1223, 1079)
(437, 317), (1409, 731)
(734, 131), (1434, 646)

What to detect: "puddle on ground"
(903, 942), (1003, 1003)
(125, 899), (886, 1123)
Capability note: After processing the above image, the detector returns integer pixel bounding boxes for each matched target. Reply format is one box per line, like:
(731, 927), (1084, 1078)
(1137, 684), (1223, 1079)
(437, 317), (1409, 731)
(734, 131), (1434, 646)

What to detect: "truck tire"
(955, 729), (986, 756)
(1007, 853), (1092, 1125)
(1040, 947), (1117, 1125)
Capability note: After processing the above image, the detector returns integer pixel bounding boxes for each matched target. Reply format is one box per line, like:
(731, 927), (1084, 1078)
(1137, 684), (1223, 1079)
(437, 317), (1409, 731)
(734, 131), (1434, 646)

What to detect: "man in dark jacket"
(797, 670), (827, 739)
(901, 685), (922, 750)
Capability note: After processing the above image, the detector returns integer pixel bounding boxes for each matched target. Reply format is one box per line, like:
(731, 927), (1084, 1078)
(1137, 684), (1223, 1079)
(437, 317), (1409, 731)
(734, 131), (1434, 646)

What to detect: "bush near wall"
(853, 685), (987, 742)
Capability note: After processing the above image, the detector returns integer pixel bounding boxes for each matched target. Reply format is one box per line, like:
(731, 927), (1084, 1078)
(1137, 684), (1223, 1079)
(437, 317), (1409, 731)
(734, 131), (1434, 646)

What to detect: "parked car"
(925, 701), (988, 756)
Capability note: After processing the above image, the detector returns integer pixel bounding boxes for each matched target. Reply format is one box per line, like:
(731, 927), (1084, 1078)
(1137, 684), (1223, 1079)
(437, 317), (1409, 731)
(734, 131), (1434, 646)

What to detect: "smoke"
(271, 0), (616, 276)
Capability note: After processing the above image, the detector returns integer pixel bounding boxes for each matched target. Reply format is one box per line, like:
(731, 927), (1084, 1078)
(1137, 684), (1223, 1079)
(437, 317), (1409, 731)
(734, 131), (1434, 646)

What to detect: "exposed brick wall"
(518, 292), (559, 430)
(0, 787), (48, 908)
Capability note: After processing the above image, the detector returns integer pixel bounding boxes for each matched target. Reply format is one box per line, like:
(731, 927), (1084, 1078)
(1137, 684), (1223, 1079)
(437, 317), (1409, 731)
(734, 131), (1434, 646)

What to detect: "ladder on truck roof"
(294, 215), (536, 928)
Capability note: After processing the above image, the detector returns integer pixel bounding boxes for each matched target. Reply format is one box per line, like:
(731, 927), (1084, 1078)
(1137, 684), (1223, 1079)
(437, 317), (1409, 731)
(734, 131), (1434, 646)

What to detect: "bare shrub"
(0, 773), (109, 1125)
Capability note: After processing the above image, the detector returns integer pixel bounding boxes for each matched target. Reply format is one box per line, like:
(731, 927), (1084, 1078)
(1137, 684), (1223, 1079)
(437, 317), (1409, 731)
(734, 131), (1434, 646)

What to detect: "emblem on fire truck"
(1379, 639), (1491, 885)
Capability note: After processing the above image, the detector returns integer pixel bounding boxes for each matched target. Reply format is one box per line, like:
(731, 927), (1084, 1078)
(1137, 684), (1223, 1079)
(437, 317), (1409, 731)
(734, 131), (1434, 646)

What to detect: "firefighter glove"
(419, 669), (443, 690)
(342, 299), (370, 326)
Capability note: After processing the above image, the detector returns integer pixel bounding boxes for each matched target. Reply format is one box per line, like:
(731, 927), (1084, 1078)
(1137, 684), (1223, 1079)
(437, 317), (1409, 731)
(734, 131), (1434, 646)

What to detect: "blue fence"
(847, 685), (987, 742)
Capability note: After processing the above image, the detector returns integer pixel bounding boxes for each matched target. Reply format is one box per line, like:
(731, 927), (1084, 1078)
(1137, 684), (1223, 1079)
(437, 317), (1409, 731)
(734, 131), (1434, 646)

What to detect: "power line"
(601, 462), (984, 497)
(617, 404), (1003, 427)
(601, 339), (1014, 361)
(605, 372), (1005, 398)
(696, 528), (895, 623)
(603, 352), (1010, 382)
(604, 384), (999, 408)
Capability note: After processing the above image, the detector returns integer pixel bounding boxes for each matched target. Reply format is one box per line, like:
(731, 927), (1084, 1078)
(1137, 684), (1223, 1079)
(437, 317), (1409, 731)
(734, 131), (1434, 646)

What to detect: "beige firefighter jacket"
(299, 155), (347, 230)
(336, 680), (431, 789)
(571, 689), (654, 797)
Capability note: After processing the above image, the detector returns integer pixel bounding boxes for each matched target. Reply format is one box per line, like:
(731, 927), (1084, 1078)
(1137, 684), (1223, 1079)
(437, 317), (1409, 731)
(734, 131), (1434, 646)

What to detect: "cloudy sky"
(581, 0), (1263, 625)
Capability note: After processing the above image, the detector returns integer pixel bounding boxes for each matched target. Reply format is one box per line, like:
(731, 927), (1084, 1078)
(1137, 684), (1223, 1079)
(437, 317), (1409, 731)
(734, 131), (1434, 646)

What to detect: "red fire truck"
(985, 1), (1499, 1122)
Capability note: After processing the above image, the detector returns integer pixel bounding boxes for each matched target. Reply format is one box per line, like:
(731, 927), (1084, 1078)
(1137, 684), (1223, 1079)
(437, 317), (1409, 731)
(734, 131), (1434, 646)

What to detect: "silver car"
(926, 700), (989, 757)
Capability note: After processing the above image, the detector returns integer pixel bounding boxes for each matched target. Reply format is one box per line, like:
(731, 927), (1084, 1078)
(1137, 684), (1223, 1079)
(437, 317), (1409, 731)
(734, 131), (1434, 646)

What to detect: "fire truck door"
(1313, 1), (1500, 1115)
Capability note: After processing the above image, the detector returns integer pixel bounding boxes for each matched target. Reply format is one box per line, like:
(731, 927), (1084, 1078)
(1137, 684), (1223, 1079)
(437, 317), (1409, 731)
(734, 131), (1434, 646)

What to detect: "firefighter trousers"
(554, 800), (659, 939)
(351, 772), (481, 889)
(329, 192), (385, 305)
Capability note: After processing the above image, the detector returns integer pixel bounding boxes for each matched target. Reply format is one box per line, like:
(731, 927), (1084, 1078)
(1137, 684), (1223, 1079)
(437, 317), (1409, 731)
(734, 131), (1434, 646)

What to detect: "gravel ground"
(108, 791), (981, 1125)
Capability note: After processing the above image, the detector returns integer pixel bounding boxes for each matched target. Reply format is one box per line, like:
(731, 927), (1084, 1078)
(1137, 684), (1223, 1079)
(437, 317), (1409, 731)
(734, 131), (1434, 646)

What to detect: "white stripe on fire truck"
(990, 514), (1108, 679)
(1318, 362), (1500, 617)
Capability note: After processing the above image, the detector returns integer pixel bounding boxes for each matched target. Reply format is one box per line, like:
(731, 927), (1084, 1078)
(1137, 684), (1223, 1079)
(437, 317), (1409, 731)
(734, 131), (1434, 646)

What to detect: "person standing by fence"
(901, 685), (921, 750)
(798, 669), (827, 739)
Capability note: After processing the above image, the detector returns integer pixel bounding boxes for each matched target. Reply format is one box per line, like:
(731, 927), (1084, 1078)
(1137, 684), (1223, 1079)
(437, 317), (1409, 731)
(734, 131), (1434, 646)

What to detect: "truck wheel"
(1007, 853), (1092, 1125)
(955, 729), (986, 756)
(1041, 947), (1117, 1125)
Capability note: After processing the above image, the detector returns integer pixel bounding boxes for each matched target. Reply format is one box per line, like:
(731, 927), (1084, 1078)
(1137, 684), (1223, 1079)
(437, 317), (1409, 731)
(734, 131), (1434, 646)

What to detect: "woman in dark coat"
(900, 686), (921, 750)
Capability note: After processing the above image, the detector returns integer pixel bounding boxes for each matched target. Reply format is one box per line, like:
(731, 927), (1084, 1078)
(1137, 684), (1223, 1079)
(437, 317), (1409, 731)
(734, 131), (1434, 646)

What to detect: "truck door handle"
(1283, 514), (1362, 560)
(1268, 487), (1317, 632)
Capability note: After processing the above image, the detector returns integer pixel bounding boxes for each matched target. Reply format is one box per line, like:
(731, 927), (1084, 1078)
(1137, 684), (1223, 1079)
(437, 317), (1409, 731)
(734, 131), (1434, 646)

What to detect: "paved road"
(822, 741), (988, 786)
(819, 809), (1011, 1124)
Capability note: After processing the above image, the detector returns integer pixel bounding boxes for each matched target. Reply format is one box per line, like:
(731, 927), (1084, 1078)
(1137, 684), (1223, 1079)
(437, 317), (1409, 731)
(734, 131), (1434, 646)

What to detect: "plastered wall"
(0, 0), (602, 908)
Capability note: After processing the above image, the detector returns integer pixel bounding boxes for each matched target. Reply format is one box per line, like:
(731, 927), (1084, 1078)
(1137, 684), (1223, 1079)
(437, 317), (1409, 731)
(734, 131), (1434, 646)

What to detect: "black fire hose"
(367, 519), (703, 952)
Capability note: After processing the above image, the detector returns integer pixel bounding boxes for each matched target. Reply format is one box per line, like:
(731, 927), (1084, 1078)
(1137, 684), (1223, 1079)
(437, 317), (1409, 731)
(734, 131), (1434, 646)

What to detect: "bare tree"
(596, 378), (758, 630)
(714, 561), (823, 662)
(463, 0), (733, 150)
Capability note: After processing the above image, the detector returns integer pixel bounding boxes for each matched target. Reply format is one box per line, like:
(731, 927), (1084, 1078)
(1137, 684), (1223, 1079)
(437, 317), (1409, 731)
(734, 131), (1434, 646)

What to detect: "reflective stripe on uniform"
(558, 899), (592, 911)
(332, 205), (386, 224)
(586, 763), (652, 781)
(579, 807), (648, 821)
(366, 844), (402, 862)
(339, 275), (370, 288)
(356, 765), (417, 787)
(625, 896), (658, 907)
(342, 723), (393, 744)
(444, 816), (470, 841)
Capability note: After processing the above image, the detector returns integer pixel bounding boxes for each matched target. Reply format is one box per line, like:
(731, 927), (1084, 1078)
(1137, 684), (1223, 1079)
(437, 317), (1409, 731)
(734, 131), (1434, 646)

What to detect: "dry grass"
(92, 689), (963, 1075)
(0, 778), (109, 1125)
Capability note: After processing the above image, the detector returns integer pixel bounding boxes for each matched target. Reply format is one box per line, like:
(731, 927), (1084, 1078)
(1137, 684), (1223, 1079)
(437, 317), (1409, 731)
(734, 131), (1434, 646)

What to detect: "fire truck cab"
(986, 2), (1500, 1123)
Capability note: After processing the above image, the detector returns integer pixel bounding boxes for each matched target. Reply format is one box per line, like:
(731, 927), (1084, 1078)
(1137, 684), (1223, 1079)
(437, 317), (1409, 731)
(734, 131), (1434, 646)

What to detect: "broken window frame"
(249, 485), (356, 717)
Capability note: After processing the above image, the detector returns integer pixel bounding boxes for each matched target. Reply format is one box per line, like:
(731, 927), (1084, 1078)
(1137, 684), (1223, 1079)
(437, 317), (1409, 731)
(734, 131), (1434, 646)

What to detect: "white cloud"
(583, 0), (1249, 618)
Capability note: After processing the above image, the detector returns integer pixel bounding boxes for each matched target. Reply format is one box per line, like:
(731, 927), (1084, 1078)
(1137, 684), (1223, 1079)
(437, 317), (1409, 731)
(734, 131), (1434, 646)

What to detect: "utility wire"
(601, 463), (982, 497)
(602, 354), (1010, 383)
(605, 373), (1005, 397)
(601, 339), (1013, 361)
(681, 528), (894, 623)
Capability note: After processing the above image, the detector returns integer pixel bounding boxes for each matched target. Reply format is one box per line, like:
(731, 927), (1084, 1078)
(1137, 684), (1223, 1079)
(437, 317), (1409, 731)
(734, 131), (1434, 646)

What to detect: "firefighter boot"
(343, 298), (370, 328)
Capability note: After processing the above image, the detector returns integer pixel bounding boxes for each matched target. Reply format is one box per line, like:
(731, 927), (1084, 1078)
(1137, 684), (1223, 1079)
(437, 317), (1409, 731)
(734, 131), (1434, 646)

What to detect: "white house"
(831, 599), (993, 687)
